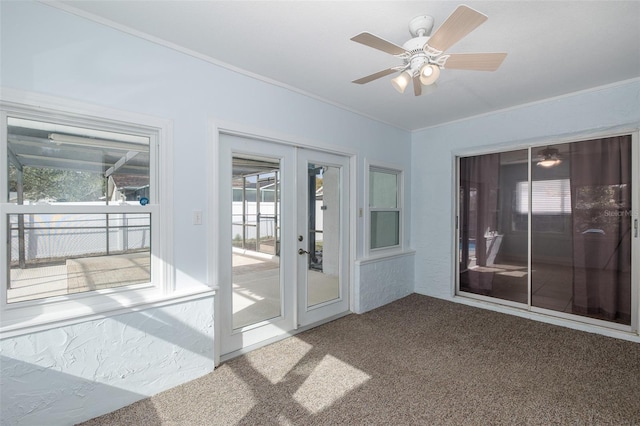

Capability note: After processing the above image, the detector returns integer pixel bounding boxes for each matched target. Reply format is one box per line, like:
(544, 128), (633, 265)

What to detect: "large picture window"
(6, 117), (152, 303)
(1, 97), (174, 334)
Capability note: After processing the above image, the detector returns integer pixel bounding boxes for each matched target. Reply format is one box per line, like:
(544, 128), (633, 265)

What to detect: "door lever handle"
(298, 248), (310, 255)
(635, 218), (638, 238)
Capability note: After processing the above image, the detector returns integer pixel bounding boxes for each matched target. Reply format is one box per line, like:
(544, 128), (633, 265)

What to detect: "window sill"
(356, 248), (416, 265)
(0, 286), (216, 339)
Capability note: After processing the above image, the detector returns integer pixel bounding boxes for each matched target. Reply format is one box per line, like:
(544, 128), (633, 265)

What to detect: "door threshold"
(219, 311), (351, 363)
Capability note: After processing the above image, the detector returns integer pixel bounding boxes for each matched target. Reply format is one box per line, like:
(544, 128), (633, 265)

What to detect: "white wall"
(0, 1), (412, 424)
(411, 79), (640, 334)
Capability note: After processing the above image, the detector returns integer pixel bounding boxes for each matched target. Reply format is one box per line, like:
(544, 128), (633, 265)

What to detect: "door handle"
(298, 248), (310, 255)
(635, 218), (638, 238)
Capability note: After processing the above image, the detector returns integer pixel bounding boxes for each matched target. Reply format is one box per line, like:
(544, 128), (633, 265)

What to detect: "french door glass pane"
(459, 149), (529, 303)
(306, 163), (340, 307)
(531, 137), (632, 325)
(232, 155), (281, 329)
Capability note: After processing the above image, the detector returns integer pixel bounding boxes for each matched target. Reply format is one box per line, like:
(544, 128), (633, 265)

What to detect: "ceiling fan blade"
(352, 68), (398, 84)
(443, 53), (507, 71)
(426, 5), (488, 53)
(351, 32), (407, 56)
(413, 75), (422, 96)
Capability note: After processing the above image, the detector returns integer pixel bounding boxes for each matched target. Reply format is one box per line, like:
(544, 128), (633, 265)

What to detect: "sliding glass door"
(458, 134), (637, 328)
(531, 137), (633, 324)
(459, 149), (529, 304)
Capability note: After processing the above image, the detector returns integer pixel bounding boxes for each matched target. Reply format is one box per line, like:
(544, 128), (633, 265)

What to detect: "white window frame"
(0, 90), (178, 337)
(366, 162), (404, 255)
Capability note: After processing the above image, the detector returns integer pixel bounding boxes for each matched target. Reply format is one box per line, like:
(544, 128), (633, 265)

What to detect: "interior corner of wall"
(352, 266), (362, 314)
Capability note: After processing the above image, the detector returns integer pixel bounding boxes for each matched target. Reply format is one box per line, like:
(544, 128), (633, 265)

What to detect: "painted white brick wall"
(0, 297), (215, 425)
(355, 251), (415, 313)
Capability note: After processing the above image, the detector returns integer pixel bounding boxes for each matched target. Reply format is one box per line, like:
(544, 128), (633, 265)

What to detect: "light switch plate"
(193, 210), (202, 225)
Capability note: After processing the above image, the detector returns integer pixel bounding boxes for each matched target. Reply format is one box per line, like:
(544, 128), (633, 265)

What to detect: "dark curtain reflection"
(570, 135), (632, 324)
(460, 154), (500, 294)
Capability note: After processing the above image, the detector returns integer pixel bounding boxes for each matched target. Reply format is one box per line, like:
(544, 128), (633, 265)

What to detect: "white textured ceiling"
(52, 1), (640, 131)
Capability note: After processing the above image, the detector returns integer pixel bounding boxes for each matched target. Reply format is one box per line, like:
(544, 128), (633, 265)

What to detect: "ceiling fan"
(351, 5), (507, 96)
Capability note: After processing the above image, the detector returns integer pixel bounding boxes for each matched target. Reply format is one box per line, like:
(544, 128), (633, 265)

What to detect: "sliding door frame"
(632, 132), (639, 333)
(454, 130), (639, 335)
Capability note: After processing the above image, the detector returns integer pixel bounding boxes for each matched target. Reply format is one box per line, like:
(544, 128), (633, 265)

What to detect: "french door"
(457, 134), (639, 331)
(218, 134), (350, 357)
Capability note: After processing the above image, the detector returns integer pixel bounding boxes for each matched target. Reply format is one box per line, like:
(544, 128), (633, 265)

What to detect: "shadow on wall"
(0, 355), (161, 426)
(0, 296), (215, 426)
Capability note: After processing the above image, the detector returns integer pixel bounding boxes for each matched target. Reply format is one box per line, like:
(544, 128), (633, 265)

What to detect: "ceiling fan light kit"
(391, 71), (412, 93)
(351, 5), (507, 96)
(536, 147), (563, 168)
(419, 64), (440, 85)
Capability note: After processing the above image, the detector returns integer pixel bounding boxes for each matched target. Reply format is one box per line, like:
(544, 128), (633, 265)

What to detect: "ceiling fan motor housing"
(402, 36), (433, 72)
(408, 15), (434, 37)
(402, 36), (430, 55)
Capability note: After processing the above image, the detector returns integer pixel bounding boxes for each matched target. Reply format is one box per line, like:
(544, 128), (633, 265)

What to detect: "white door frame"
(296, 148), (351, 327)
(211, 126), (355, 363)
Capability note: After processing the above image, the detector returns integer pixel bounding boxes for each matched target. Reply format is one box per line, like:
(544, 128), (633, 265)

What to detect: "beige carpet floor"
(81, 294), (640, 425)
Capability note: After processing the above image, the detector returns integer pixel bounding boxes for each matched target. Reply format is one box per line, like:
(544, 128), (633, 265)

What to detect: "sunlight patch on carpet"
(293, 355), (370, 414)
(247, 337), (313, 384)
(212, 366), (258, 423)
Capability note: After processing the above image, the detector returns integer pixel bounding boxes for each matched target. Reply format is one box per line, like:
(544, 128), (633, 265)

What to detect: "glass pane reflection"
(231, 155), (281, 329)
(307, 163), (340, 307)
(459, 149), (529, 303)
